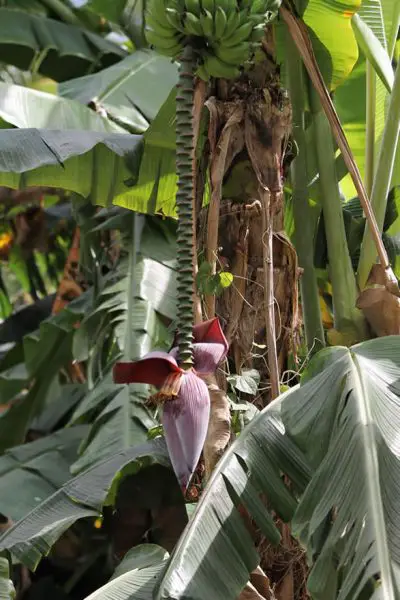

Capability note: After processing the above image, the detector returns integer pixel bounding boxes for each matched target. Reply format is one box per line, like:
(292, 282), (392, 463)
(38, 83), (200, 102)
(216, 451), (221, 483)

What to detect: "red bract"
(113, 318), (228, 489)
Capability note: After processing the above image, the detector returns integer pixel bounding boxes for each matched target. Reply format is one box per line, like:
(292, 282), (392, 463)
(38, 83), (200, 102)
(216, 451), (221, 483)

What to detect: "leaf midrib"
(352, 352), (396, 598)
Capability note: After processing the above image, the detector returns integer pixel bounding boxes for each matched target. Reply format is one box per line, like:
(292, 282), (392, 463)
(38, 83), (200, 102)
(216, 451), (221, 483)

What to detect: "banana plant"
(112, 0), (280, 490)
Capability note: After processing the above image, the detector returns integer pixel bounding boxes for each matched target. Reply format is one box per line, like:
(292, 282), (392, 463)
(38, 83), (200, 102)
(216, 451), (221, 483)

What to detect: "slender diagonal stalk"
(285, 34), (325, 352)
(358, 63), (400, 289)
(176, 45), (196, 368)
(310, 91), (367, 339)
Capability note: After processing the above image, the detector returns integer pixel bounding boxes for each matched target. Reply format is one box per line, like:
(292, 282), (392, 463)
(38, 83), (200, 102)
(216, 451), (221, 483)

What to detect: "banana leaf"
(0, 438), (169, 571)
(68, 213), (176, 472)
(334, 0), (397, 198)
(0, 127), (142, 207)
(294, 0), (361, 89)
(84, 545), (168, 600)
(0, 558), (14, 600)
(114, 88), (177, 216)
(59, 50), (178, 132)
(0, 8), (126, 82)
(153, 336), (400, 600)
(0, 425), (89, 522)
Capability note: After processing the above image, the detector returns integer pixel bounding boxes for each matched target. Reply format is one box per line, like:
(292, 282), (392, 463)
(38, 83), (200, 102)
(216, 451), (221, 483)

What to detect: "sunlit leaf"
(60, 50), (178, 133)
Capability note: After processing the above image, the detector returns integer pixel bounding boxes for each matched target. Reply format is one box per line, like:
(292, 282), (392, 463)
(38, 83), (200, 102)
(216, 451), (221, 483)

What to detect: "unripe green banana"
(148, 0), (168, 24)
(214, 6), (228, 39)
(221, 21), (252, 46)
(250, 0), (268, 13)
(184, 12), (203, 36)
(146, 12), (178, 37)
(217, 0), (234, 12)
(200, 0), (215, 13)
(203, 54), (240, 78)
(160, 43), (184, 57)
(145, 27), (183, 50)
(215, 41), (251, 65)
(199, 9), (214, 37)
(165, 7), (185, 32)
(222, 9), (240, 39)
(196, 64), (210, 81)
(238, 8), (250, 25)
(184, 0), (201, 17)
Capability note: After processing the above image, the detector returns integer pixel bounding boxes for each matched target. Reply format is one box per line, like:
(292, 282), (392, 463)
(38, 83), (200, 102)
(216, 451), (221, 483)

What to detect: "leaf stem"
(310, 91), (367, 339)
(281, 4), (398, 294)
(176, 44), (196, 368)
(365, 61), (376, 196)
(358, 63), (400, 289)
(285, 34), (325, 352)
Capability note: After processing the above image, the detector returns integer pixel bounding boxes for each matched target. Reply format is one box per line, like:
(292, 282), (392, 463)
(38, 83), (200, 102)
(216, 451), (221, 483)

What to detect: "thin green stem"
(365, 61), (376, 196)
(286, 35), (325, 352)
(310, 90), (367, 340)
(176, 44), (196, 369)
(358, 63), (400, 289)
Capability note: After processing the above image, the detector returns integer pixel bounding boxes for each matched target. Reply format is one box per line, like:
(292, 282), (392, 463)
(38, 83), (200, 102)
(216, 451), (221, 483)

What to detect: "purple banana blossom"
(113, 318), (228, 489)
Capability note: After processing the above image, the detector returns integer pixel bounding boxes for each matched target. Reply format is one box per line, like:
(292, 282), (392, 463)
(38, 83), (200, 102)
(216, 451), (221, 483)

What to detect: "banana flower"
(113, 318), (228, 489)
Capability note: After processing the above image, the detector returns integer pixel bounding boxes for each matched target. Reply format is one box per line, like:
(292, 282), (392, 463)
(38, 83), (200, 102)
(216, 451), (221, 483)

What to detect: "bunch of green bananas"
(145, 0), (280, 79)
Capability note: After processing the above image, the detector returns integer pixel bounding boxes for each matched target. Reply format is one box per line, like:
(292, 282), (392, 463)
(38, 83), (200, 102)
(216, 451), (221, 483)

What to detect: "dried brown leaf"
(356, 264), (400, 336)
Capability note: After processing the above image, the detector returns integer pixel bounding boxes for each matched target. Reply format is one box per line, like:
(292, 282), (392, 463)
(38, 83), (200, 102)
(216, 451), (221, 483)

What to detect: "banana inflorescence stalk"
(176, 44), (196, 368)
(144, 0), (280, 368)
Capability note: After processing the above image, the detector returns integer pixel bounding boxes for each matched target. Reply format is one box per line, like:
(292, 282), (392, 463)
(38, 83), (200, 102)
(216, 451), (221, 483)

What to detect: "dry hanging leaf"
(357, 265), (400, 336)
(238, 582), (269, 600)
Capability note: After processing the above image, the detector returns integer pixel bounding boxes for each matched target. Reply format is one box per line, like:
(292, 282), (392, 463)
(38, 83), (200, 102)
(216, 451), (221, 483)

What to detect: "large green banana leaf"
(0, 559), (14, 600)
(84, 545), (169, 600)
(154, 390), (310, 600)
(282, 337), (400, 599)
(70, 386), (156, 474)
(293, 0), (361, 89)
(0, 128), (142, 206)
(334, 0), (397, 198)
(0, 293), (90, 451)
(0, 439), (168, 571)
(0, 83), (123, 132)
(153, 336), (400, 600)
(0, 83), (143, 206)
(59, 50), (178, 132)
(0, 8), (126, 81)
(114, 88), (177, 216)
(67, 213), (176, 472)
(0, 425), (89, 521)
